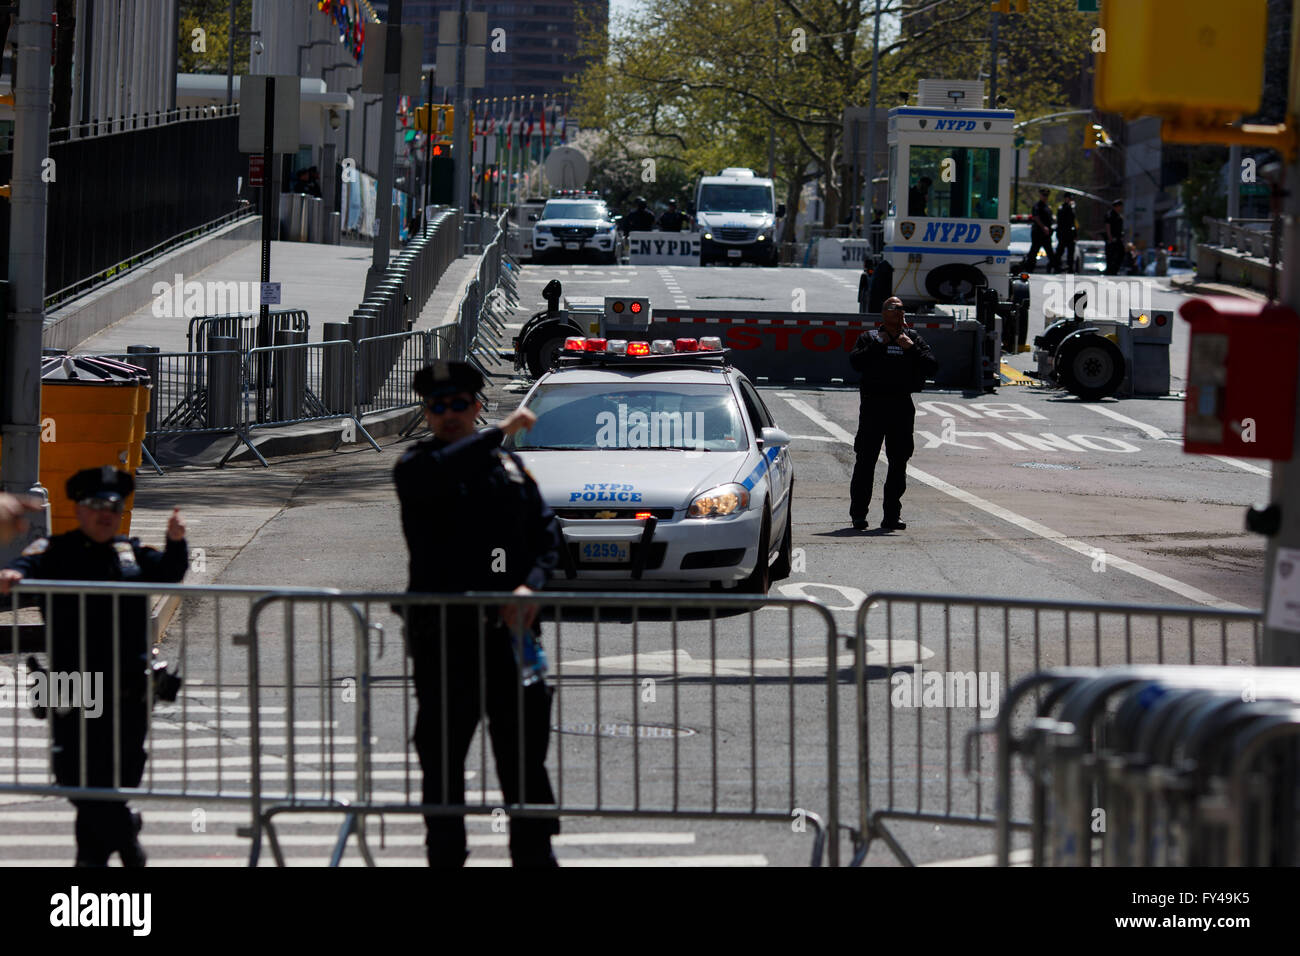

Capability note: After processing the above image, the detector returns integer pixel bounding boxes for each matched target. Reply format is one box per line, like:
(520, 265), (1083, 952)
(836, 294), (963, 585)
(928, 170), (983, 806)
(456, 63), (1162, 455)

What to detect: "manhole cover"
(555, 722), (696, 738)
(1013, 461), (1079, 471)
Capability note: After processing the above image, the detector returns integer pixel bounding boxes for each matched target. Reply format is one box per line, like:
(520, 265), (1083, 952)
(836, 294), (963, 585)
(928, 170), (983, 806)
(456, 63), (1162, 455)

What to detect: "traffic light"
(414, 104), (430, 133)
(1085, 124), (1110, 149)
(1015, 0), (1028, 11)
(429, 152), (454, 204)
(991, 0), (1010, 11)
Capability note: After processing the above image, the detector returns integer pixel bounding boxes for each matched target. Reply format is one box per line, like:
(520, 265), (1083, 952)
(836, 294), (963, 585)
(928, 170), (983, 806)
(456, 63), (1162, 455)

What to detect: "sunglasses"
(424, 396), (473, 415)
(81, 498), (124, 514)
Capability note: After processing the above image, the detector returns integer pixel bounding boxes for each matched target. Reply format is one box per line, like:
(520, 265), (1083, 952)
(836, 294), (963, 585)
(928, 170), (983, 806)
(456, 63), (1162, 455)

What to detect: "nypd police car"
(505, 336), (794, 592)
(530, 192), (619, 264)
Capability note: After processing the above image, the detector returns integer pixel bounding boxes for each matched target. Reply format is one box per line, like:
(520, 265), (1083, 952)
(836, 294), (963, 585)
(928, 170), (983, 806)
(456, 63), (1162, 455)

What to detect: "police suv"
(530, 190), (619, 264)
(505, 336), (795, 592)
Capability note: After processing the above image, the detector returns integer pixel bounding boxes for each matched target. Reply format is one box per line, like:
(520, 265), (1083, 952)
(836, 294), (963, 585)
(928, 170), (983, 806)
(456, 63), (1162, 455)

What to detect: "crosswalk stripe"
(0, 832), (697, 848)
(0, 754), (436, 770)
(0, 854), (766, 867)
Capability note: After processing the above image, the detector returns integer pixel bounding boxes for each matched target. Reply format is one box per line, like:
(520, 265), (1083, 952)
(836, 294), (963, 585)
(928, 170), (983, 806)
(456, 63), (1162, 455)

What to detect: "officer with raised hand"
(0, 467), (188, 866)
(394, 360), (562, 867)
(848, 297), (938, 532)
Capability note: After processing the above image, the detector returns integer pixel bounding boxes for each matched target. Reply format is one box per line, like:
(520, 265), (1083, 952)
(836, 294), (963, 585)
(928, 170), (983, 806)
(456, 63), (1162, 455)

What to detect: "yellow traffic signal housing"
(1096, 0), (1266, 124)
(1015, 0), (1028, 12)
(990, 0), (1010, 11)
(414, 104), (431, 133)
(438, 105), (455, 137)
(1084, 126), (1098, 149)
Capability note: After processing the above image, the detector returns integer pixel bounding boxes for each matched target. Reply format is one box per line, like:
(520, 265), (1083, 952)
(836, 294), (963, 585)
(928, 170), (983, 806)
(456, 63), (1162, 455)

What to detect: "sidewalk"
(72, 240), (483, 355)
(1168, 274), (1269, 302)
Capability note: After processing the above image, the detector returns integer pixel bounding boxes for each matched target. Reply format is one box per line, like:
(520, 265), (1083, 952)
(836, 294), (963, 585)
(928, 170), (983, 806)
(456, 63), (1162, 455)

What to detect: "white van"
(692, 168), (785, 266)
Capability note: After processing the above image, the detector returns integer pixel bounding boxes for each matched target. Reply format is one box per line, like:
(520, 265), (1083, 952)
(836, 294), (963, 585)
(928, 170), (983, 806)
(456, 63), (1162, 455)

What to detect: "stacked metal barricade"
(991, 666), (1300, 866)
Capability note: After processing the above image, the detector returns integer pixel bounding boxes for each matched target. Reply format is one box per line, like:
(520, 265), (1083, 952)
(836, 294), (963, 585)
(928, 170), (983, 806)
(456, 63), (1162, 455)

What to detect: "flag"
(522, 111), (534, 146)
(539, 102), (547, 152)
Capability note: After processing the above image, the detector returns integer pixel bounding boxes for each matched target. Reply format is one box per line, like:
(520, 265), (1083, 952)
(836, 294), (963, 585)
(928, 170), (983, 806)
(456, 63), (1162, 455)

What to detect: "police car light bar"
(557, 337), (726, 361)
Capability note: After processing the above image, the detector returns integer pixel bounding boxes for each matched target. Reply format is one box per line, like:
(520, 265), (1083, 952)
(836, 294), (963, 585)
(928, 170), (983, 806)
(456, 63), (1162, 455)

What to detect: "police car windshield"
(698, 184), (772, 214)
(509, 383), (746, 452)
(541, 201), (607, 220)
(1009, 223), (1031, 243)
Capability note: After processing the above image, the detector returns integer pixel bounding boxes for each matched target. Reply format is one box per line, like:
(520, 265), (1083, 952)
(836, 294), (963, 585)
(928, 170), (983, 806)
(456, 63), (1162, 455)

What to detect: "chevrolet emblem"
(594, 510), (617, 519)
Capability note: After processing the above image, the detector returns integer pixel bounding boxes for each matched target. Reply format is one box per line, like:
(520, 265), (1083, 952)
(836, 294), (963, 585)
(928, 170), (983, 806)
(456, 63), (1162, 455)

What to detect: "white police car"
(505, 337), (794, 592)
(531, 192), (619, 264)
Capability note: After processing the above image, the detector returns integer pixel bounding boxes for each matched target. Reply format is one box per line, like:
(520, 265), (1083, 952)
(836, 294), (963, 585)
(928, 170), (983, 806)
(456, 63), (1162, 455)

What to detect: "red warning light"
(629, 301), (643, 314)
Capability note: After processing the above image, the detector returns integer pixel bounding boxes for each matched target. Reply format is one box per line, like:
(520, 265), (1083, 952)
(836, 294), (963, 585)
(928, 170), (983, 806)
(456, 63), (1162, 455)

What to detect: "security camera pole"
(1, 0), (55, 548)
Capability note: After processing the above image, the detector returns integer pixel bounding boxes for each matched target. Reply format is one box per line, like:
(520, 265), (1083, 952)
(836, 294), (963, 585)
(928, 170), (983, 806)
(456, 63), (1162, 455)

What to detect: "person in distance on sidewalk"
(848, 297), (938, 531)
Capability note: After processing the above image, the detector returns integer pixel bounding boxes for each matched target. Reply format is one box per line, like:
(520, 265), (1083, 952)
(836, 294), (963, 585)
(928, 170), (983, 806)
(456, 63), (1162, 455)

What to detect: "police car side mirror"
(758, 427), (791, 449)
(775, 203), (786, 219)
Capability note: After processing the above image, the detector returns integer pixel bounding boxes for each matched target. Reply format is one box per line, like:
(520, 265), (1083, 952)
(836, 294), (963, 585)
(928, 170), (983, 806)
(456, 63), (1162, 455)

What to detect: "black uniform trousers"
(850, 394), (916, 523)
(54, 704), (148, 866)
(411, 618), (558, 866)
(1055, 236), (1076, 273)
(1105, 240), (1124, 275)
(1026, 228), (1057, 272)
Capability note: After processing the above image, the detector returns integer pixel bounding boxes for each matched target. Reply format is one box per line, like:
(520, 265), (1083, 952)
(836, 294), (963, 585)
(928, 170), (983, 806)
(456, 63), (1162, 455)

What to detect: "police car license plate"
(726, 248), (741, 258)
(564, 241), (581, 250)
(580, 542), (629, 563)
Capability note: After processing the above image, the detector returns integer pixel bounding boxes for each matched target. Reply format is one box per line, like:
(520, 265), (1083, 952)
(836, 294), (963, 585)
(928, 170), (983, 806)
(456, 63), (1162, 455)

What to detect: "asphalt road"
(0, 261), (1267, 867)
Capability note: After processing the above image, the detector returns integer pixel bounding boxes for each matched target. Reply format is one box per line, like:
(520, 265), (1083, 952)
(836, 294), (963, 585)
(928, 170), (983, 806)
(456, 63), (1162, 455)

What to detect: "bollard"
(207, 335), (240, 429)
(322, 322), (353, 414)
(351, 312), (374, 405)
(126, 345), (160, 456)
(272, 329), (307, 421)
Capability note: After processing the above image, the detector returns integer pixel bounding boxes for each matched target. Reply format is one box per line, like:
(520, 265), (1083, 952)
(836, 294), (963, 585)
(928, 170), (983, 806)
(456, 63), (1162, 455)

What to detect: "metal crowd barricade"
(187, 310), (310, 361)
(355, 330), (439, 416)
(848, 592), (1261, 866)
(1, 581), (365, 867)
(245, 591), (842, 867)
(990, 665), (1300, 866)
(234, 339), (380, 465)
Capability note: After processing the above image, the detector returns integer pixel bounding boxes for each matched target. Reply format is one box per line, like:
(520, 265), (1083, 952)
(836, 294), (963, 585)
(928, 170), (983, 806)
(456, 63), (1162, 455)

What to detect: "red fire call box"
(1179, 297), (1299, 460)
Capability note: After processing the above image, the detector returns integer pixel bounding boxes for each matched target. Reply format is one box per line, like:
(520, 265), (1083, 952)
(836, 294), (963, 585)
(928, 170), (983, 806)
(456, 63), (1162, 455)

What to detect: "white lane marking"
(921, 847), (1032, 867)
(1081, 404), (1271, 477)
(1078, 404), (1169, 440)
(789, 434), (838, 443)
(1155, 439), (1270, 477)
(781, 397), (1245, 610)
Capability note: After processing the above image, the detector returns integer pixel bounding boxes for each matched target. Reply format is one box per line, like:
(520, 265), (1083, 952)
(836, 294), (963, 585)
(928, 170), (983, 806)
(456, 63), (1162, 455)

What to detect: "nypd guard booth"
(881, 79), (1015, 309)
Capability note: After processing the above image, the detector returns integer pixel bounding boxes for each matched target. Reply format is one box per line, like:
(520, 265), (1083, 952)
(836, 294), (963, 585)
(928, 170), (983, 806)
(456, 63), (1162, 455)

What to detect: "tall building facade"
(399, 0), (608, 100)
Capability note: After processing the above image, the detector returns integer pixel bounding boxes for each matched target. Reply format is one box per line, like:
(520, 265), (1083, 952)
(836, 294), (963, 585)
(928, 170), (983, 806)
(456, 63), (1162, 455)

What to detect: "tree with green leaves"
(178, 0), (253, 75)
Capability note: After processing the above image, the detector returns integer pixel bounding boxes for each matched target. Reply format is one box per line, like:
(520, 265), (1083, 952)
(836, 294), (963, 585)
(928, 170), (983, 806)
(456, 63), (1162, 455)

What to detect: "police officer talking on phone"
(394, 360), (563, 867)
(848, 297), (938, 531)
(0, 467), (188, 866)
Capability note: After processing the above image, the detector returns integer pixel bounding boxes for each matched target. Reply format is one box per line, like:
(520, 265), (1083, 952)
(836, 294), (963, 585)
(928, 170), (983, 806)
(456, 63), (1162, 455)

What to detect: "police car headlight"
(688, 483), (750, 518)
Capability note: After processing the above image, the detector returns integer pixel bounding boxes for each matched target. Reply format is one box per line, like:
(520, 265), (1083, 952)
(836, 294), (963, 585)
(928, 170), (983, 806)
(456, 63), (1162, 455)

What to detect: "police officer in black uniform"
(394, 360), (562, 867)
(1026, 188), (1057, 273)
(0, 467), (188, 866)
(621, 197), (656, 233)
(658, 198), (687, 232)
(1055, 195), (1078, 274)
(848, 297), (939, 531)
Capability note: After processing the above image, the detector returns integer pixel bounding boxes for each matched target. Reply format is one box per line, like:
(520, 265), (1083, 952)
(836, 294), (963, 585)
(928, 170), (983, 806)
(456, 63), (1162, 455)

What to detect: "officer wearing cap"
(0, 466), (188, 866)
(393, 360), (562, 867)
(621, 196), (656, 234)
(848, 297), (938, 531)
(658, 198), (687, 232)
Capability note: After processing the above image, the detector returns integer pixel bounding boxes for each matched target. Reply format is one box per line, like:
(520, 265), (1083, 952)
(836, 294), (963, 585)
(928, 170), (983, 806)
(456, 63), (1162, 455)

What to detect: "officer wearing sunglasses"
(0, 466), (188, 866)
(393, 360), (562, 866)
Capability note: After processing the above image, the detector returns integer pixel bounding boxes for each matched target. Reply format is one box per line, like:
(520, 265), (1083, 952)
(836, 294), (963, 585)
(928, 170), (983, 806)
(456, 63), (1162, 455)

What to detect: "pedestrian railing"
(3, 582), (1272, 867)
(847, 592), (1261, 866)
(989, 665), (1300, 866)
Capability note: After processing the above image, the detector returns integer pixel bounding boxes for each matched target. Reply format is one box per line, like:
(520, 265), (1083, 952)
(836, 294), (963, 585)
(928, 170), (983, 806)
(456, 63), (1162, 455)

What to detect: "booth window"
(907, 146), (1000, 219)
(887, 145), (898, 216)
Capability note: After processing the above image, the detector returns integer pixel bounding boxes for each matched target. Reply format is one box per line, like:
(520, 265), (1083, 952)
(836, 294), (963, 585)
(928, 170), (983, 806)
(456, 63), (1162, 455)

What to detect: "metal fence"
(456, 211), (519, 379)
(0, 109), (253, 307)
(6, 579), (1276, 868)
(992, 665), (1300, 866)
(2, 585), (841, 867)
(848, 592), (1262, 866)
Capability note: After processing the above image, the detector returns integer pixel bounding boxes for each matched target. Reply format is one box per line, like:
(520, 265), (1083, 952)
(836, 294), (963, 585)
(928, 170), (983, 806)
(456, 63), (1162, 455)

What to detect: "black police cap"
(67, 466), (134, 503)
(412, 360), (484, 400)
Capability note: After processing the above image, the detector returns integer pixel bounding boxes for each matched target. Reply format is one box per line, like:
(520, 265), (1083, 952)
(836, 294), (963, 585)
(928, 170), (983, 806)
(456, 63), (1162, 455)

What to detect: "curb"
(1168, 276), (1268, 301)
